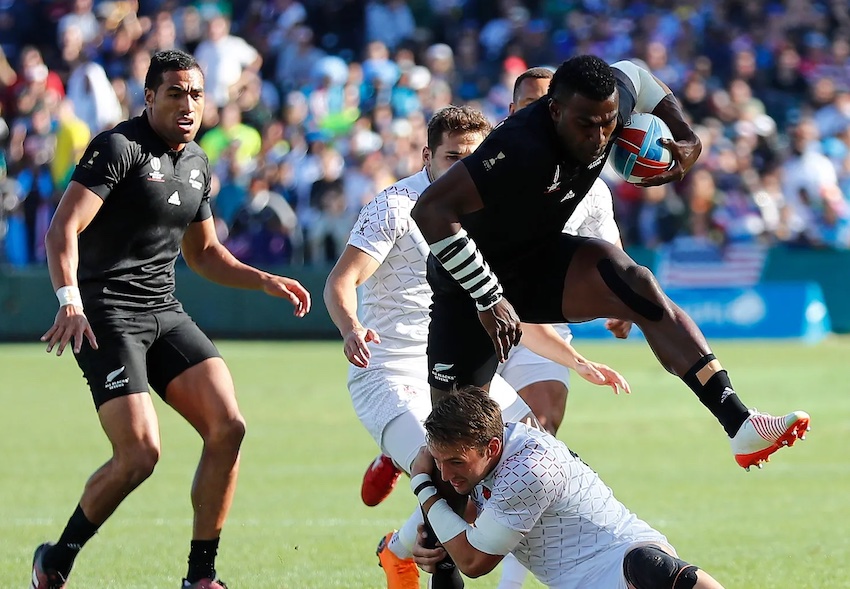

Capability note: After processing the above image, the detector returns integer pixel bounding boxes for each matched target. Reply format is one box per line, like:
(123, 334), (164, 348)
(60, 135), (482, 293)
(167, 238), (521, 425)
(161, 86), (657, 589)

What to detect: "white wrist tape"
(430, 229), (503, 311)
(410, 473), (438, 504)
(426, 498), (469, 544)
(56, 286), (83, 308)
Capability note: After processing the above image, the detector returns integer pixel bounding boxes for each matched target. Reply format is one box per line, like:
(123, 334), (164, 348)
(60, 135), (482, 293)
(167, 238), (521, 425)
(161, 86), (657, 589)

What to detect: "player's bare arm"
(412, 164), (522, 361)
(42, 181), (104, 355)
(409, 447), (506, 578)
(324, 245), (382, 368)
(181, 219), (310, 316)
(612, 61), (701, 186)
(519, 323), (631, 394)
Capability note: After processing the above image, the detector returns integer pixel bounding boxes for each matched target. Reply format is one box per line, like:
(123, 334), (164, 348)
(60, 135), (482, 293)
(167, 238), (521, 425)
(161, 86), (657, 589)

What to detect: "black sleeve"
(461, 125), (555, 209)
(70, 131), (136, 200)
(193, 156), (213, 223)
(613, 69), (638, 124)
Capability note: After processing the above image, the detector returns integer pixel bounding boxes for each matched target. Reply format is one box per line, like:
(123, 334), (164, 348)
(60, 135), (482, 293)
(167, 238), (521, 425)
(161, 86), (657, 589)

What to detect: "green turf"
(2, 338), (848, 588)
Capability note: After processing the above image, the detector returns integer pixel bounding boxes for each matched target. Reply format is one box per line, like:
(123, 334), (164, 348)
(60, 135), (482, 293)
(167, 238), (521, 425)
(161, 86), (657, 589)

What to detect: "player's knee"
(623, 545), (699, 589)
(597, 259), (665, 322)
(115, 440), (161, 485)
(206, 414), (247, 451)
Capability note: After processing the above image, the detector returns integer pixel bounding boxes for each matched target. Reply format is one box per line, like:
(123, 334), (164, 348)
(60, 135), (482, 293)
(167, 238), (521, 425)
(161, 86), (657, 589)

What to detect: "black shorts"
(74, 309), (221, 408)
(426, 233), (585, 390)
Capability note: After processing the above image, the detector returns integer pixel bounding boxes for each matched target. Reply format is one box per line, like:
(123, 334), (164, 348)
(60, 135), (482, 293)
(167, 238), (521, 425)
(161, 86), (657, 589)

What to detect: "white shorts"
(545, 539), (674, 589)
(352, 367), (531, 472)
(498, 325), (573, 392)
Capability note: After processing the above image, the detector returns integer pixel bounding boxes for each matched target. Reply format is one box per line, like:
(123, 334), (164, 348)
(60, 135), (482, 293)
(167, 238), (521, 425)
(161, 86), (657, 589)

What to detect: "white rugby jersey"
(347, 169), (432, 373)
(563, 178), (620, 244)
(469, 423), (666, 588)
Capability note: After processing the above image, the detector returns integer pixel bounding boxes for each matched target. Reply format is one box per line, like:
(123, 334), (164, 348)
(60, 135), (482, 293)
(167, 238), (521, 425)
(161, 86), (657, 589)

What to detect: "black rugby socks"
(683, 354), (749, 437)
(44, 504), (99, 577)
(186, 537), (220, 583)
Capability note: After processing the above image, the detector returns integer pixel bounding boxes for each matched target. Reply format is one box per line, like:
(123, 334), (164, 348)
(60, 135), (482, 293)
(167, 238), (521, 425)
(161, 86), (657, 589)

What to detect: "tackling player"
(324, 105), (628, 589)
(410, 386), (727, 589)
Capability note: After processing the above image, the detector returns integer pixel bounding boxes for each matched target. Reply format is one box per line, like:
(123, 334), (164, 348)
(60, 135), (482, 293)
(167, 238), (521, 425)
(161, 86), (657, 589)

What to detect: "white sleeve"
(468, 443), (564, 554)
(347, 190), (411, 264)
(466, 507), (525, 556)
(565, 179), (621, 244)
(235, 37), (260, 67)
(611, 60), (669, 113)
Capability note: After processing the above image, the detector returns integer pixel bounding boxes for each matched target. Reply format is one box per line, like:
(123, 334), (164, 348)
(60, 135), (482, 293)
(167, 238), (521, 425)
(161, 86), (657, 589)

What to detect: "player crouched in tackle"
(31, 49), (310, 589)
(411, 386), (727, 589)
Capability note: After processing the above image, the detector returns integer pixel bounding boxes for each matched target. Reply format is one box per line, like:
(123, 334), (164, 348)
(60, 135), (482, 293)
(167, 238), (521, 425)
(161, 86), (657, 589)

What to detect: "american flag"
(654, 237), (768, 289)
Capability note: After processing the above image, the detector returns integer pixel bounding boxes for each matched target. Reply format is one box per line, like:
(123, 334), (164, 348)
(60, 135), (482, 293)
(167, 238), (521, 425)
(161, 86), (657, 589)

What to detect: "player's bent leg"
(623, 544), (724, 589)
(516, 381), (568, 435)
(560, 238), (809, 467)
(165, 357), (245, 539)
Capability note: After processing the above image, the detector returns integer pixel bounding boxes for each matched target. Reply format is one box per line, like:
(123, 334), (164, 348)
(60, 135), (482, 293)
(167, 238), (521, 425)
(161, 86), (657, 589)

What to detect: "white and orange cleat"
(361, 454), (402, 507)
(376, 531), (419, 589)
(731, 409), (811, 470)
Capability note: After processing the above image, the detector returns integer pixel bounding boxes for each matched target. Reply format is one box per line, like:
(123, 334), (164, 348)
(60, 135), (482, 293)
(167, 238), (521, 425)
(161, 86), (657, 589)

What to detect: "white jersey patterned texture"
(470, 423), (668, 589)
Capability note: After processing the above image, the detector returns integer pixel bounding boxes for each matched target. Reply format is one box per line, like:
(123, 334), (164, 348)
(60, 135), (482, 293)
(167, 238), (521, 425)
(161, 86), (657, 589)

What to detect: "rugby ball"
(610, 112), (674, 184)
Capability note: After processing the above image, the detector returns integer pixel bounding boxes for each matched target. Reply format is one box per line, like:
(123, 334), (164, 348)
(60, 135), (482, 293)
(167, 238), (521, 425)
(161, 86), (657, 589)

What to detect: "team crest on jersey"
(483, 151), (505, 171)
(482, 486), (491, 500)
(148, 157), (165, 182)
(189, 169), (203, 190)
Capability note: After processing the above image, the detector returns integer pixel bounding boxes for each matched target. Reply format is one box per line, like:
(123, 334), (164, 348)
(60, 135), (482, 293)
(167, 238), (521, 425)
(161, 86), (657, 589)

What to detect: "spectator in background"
(226, 173), (300, 265)
(275, 25), (326, 96)
(365, 0), (416, 52)
(194, 14), (262, 107)
(65, 58), (123, 134)
(57, 0), (99, 48)
(199, 103), (262, 168)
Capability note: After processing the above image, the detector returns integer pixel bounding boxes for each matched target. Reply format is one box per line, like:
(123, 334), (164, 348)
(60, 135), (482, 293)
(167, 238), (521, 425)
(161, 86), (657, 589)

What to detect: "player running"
(32, 50), (310, 589)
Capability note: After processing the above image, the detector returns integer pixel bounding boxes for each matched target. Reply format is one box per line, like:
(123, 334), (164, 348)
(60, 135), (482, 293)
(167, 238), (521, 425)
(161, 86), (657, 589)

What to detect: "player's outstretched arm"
(42, 181), (104, 356)
(324, 245), (382, 368)
(412, 164), (522, 361)
(519, 324), (630, 394)
(181, 218), (310, 317)
(612, 61), (701, 186)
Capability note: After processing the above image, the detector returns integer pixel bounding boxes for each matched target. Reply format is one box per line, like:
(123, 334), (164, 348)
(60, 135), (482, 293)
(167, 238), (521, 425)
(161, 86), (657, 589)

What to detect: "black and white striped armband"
(430, 229), (503, 312)
(410, 473), (438, 505)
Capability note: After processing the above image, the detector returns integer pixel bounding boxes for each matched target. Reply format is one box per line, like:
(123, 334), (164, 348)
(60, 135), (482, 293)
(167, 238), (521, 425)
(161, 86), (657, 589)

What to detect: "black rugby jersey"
(459, 72), (637, 275)
(70, 112), (212, 315)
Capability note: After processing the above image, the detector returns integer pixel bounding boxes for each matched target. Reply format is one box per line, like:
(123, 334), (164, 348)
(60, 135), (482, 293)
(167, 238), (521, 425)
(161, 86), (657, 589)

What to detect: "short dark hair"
(425, 386), (504, 451)
(549, 55), (616, 103)
(144, 49), (203, 91)
(427, 105), (492, 151)
(512, 67), (554, 103)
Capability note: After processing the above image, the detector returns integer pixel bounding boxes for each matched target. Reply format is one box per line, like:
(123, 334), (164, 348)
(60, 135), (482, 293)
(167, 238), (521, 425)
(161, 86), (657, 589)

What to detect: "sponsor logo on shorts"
(105, 365), (130, 391)
(431, 362), (455, 383)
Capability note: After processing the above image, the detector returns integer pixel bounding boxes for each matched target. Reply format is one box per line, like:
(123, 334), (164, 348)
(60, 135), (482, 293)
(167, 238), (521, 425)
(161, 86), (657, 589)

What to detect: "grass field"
(2, 338), (849, 588)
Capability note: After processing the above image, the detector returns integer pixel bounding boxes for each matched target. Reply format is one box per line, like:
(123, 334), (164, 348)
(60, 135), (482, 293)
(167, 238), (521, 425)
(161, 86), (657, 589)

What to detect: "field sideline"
(2, 338), (848, 588)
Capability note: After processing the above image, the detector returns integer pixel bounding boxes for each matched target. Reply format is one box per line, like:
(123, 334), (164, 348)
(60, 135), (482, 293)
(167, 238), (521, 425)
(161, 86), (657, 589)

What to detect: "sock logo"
(720, 387), (735, 403)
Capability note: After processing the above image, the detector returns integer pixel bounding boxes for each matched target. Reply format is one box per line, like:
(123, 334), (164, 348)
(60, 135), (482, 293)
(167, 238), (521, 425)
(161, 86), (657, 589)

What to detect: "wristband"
(56, 286), (83, 308)
(426, 498), (469, 544)
(410, 473), (438, 504)
(430, 229), (503, 312)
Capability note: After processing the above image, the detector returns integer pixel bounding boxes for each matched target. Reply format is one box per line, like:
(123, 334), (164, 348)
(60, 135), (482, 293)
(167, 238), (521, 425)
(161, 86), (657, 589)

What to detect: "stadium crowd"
(1, 0), (850, 267)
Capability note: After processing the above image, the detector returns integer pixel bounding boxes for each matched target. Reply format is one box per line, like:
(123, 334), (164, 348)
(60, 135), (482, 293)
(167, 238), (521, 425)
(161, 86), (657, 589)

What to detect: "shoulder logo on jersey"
(483, 152), (505, 171)
(189, 169), (203, 190)
(168, 190), (181, 205)
(148, 157), (165, 182)
(84, 150), (99, 168)
(587, 155), (605, 169)
(545, 165), (561, 193)
(560, 190), (576, 202)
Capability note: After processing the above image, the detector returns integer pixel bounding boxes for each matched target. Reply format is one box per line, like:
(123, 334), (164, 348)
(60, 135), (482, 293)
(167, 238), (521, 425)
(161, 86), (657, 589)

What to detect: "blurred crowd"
(2, 0), (850, 268)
